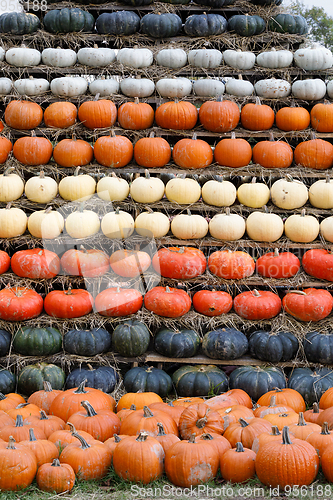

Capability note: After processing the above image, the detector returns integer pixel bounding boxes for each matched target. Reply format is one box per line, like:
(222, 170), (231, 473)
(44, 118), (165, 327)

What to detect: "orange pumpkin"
(257, 388), (306, 413)
(118, 98), (154, 130)
(44, 102), (77, 129)
(288, 412), (321, 440)
(199, 99), (240, 133)
(172, 134), (213, 169)
(263, 412), (299, 430)
(155, 422), (180, 453)
(214, 132), (252, 168)
(220, 442), (256, 483)
(276, 106), (310, 131)
(78, 99), (117, 129)
(241, 98), (274, 131)
(67, 401), (120, 442)
(134, 132), (171, 168)
(13, 134), (53, 166)
(0, 137), (12, 164)
(223, 417), (272, 448)
(36, 458), (75, 494)
(178, 403), (224, 439)
(0, 436), (37, 491)
(48, 422), (96, 453)
(294, 137), (333, 170)
(120, 406), (178, 437)
(155, 100), (197, 130)
(208, 250), (255, 280)
(253, 136), (293, 169)
(53, 137), (93, 167)
(94, 132), (133, 168)
(109, 249), (151, 278)
(117, 392), (162, 412)
(20, 428), (59, 468)
(24, 410), (65, 439)
(27, 382), (62, 414)
(0, 414), (46, 442)
(252, 425), (282, 453)
(304, 403), (323, 424)
(311, 102), (333, 132)
(306, 422), (333, 461)
(5, 100), (43, 130)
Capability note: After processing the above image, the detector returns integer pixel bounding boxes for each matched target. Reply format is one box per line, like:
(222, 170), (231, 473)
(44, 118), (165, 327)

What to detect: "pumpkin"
(110, 249), (150, 278)
(0, 329), (11, 357)
(268, 13), (308, 34)
(252, 426), (282, 453)
(18, 363), (65, 395)
(241, 97), (274, 131)
(228, 14), (266, 36)
(53, 137), (93, 168)
(311, 102), (333, 132)
(28, 209), (64, 240)
(113, 431), (164, 484)
(36, 459), (75, 494)
(135, 210), (170, 238)
(155, 100), (197, 130)
(5, 100), (43, 130)
(253, 396), (294, 419)
(220, 442), (256, 483)
(101, 208), (134, 239)
(255, 78), (291, 98)
(172, 365), (228, 397)
(184, 13), (227, 36)
(6, 403), (42, 421)
(307, 422), (333, 462)
(246, 209), (284, 242)
(0, 286), (43, 321)
(253, 135), (293, 169)
(271, 176), (308, 209)
(304, 331), (333, 365)
(178, 403), (223, 440)
(43, 8), (94, 33)
(223, 417), (272, 449)
(144, 286), (191, 318)
(0, 370), (16, 394)
(156, 48), (187, 68)
(173, 397), (206, 408)
(0, 167), (23, 202)
(171, 210), (208, 240)
(0, 138), (12, 164)
(44, 288), (94, 319)
(95, 11), (140, 35)
(42, 47), (77, 67)
(13, 134), (52, 166)
(67, 401), (120, 442)
(193, 78), (225, 97)
(117, 392), (162, 412)
(24, 171), (58, 204)
(288, 368), (333, 406)
(48, 423), (96, 452)
(134, 133), (170, 168)
(117, 47), (153, 68)
(13, 326), (62, 356)
(44, 101), (77, 129)
(188, 49), (222, 68)
(302, 249), (333, 282)
(295, 44), (333, 70)
(202, 328), (248, 360)
(256, 249), (300, 278)
(262, 412), (300, 430)
(214, 132), (252, 168)
(304, 403), (323, 424)
(225, 76), (254, 97)
(202, 178), (237, 206)
(223, 49), (256, 70)
(65, 206), (100, 239)
(257, 48), (293, 68)
(63, 328), (111, 357)
(208, 249), (255, 279)
(289, 412), (321, 440)
(50, 77), (88, 97)
(283, 288), (333, 322)
(78, 45), (116, 67)
(276, 105), (310, 131)
(218, 405), (254, 426)
(320, 217), (333, 242)
(140, 12), (182, 37)
(294, 137), (333, 170)
(97, 173), (130, 201)
(256, 427), (318, 488)
(11, 248), (60, 280)
(120, 405), (177, 435)
(6, 47), (41, 67)
(0, 11), (40, 34)
(209, 209), (245, 241)
(230, 366), (286, 401)
(61, 247), (109, 278)
(152, 247), (206, 279)
(95, 287), (142, 317)
(249, 330), (299, 363)
(165, 177), (201, 204)
(59, 168), (96, 202)
(20, 428), (59, 468)
(199, 99), (240, 133)
(193, 290), (233, 316)
(257, 389), (304, 414)
(0, 437), (37, 491)
(27, 382), (63, 414)
(120, 77), (154, 98)
(309, 176), (333, 208)
(118, 98), (154, 131)
(237, 177), (269, 208)
(234, 289), (281, 320)
(173, 134), (213, 170)
(78, 99), (117, 130)
(112, 320), (150, 357)
(130, 171), (164, 203)
(68, 366), (118, 394)
(154, 327), (200, 358)
(155, 423), (180, 453)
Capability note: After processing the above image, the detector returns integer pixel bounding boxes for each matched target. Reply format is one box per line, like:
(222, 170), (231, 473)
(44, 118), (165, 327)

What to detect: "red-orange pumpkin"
(44, 102), (77, 129)
(233, 289), (282, 320)
(5, 100), (43, 130)
(152, 247), (206, 279)
(199, 99), (240, 133)
(0, 287), (43, 321)
(53, 137), (93, 168)
(13, 135), (53, 166)
(256, 249), (300, 279)
(95, 287), (143, 317)
(61, 248), (109, 278)
(78, 99), (117, 129)
(109, 250), (151, 278)
(11, 249), (60, 279)
(94, 133), (133, 168)
(208, 250), (255, 279)
(44, 289), (94, 319)
(144, 286), (191, 318)
(311, 102), (333, 133)
(192, 290), (233, 316)
(118, 99), (154, 130)
(155, 100), (197, 130)
(282, 288), (333, 322)
(172, 135), (213, 169)
(0, 137), (12, 164)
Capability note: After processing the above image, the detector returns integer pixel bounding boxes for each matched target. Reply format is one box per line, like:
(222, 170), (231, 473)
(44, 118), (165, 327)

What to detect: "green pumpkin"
(124, 366), (172, 397)
(202, 328), (248, 360)
(304, 331), (333, 365)
(0, 330), (11, 357)
(63, 328), (111, 356)
(95, 11), (140, 35)
(172, 365), (228, 397)
(155, 328), (200, 358)
(43, 8), (94, 34)
(0, 12), (40, 34)
(112, 320), (150, 357)
(13, 326), (62, 356)
(288, 368), (333, 405)
(194, 0), (235, 7)
(229, 366), (286, 401)
(228, 14), (266, 36)
(18, 363), (65, 396)
(140, 13), (182, 38)
(268, 14), (308, 34)
(0, 369), (16, 393)
(249, 330), (298, 363)
(184, 13), (228, 37)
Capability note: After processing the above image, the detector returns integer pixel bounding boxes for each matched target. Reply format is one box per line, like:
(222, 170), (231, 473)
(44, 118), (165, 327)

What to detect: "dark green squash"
(112, 320), (150, 357)
(43, 8), (94, 34)
(161, 0), (190, 5)
(184, 13), (228, 37)
(172, 364), (228, 396)
(251, 0), (282, 4)
(229, 366), (286, 401)
(194, 0), (236, 7)
(65, 365), (119, 393)
(249, 330), (298, 363)
(0, 330), (11, 357)
(18, 363), (65, 395)
(123, 366), (172, 397)
(95, 11), (140, 35)
(228, 14), (266, 36)
(63, 328), (111, 356)
(140, 13), (182, 38)
(288, 367), (333, 405)
(268, 14), (308, 34)
(155, 327), (200, 358)
(0, 12), (40, 34)
(304, 331), (333, 364)
(202, 328), (248, 360)
(0, 369), (16, 393)
(121, 0), (153, 5)
(13, 326), (62, 356)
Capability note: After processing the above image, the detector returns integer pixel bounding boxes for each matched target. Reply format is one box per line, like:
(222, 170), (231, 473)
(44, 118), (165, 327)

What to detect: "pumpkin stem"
(157, 422), (166, 436)
(94, 93), (100, 101)
(282, 426), (293, 445)
(0, 393), (6, 401)
(51, 458), (61, 467)
(165, 286), (172, 293)
(273, 388), (283, 392)
(274, 248), (279, 257)
(81, 400), (98, 417)
(239, 418), (249, 428)
(187, 209), (192, 216)
(301, 209), (306, 217)
(287, 290), (307, 295)
(29, 428), (37, 441)
(149, 132), (155, 138)
(326, 173), (330, 183)
(144, 169), (151, 179)
(231, 131), (236, 140)
(67, 422), (77, 434)
(192, 133), (197, 141)
(74, 166), (81, 176)
(136, 431), (149, 442)
(40, 410), (48, 420)
(39, 170), (45, 179)
(269, 395), (277, 407)
(74, 380), (88, 394)
(134, 97), (139, 105)
(255, 96), (261, 106)
(200, 433), (213, 440)
(271, 426), (281, 436)
(43, 381), (53, 392)
(189, 434), (196, 443)
(15, 414), (24, 427)
(45, 207), (53, 215)
(225, 207), (231, 216)
(130, 404), (136, 410)
(3, 166), (15, 176)
(143, 406), (154, 418)
(312, 403), (320, 414)
(253, 289), (260, 297)
(297, 412), (306, 426)
(7, 436), (16, 450)
(321, 422), (330, 435)
(310, 131), (316, 141)
(196, 416), (207, 429)
(5, 202), (11, 210)
(71, 431), (91, 450)
(269, 132), (274, 142)
(113, 434), (121, 443)
(235, 442), (245, 452)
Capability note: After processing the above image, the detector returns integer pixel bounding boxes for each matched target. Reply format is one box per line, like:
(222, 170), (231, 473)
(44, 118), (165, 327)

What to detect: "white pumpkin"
(246, 211), (284, 242)
(50, 77), (88, 97)
(193, 78), (225, 97)
(156, 78), (192, 98)
(309, 177), (333, 209)
(320, 216), (333, 242)
(223, 49), (256, 70)
(130, 171), (165, 203)
(6, 47), (41, 67)
(0, 78), (12, 96)
(14, 77), (49, 96)
(101, 209), (134, 239)
(225, 76), (254, 97)
(66, 208), (100, 239)
(77, 46), (116, 67)
(0, 47), (4, 62)
(165, 177), (201, 205)
(0, 167), (24, 202)
(284, 210), (319, 243)
(209, 208), (245, 241)
(171, 210), (208, 240)
(188, 49), (222, 69)
(0, 204), (27, 238)
(256, 49), (293, 69)
(327, 81), (333, 99)
(156, 48), (187, 69)
(270, 176), (308, 210)
(202, 179), (236, 207)
(89, 77), (119, 96)
(42, 48), (77, 67)
(28, 208), (64, 239)
(255, 78), (291, 98)
(25, 171), (58, 204)
(135, 210), (170, 238)
(97, 174), (129, 202)
(117, 48), (153, 69)
(294, 44), (333, 71)
(237, 178), (270, 208)
(120, 77), (155, 98)
(292, 79), (326, 101)
(58, 167), (96, 202)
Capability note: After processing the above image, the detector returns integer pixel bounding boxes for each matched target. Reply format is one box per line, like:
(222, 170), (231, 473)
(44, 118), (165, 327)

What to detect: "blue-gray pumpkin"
(96, 10), (140, 35)
(63, 328), (112, 356)
(304, 331), (333, 364)
(65, 365), (119, 393)
(43, 8), (94, 33)
(184, 13), (228, 37)
(229, 366), (286, 401)
(172, 364), (228, 396)
(112, 320), (150, 357)
(140, 13), (182, 38)
(288, 367), (333, 405)
(0, 369), (16, 394)
(0, 330), (11, 357)
(154, 327), (200, 358)
(249, 330), (299, 363)
(124, 366), (172, 397)
(202, 328), (248, 360)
